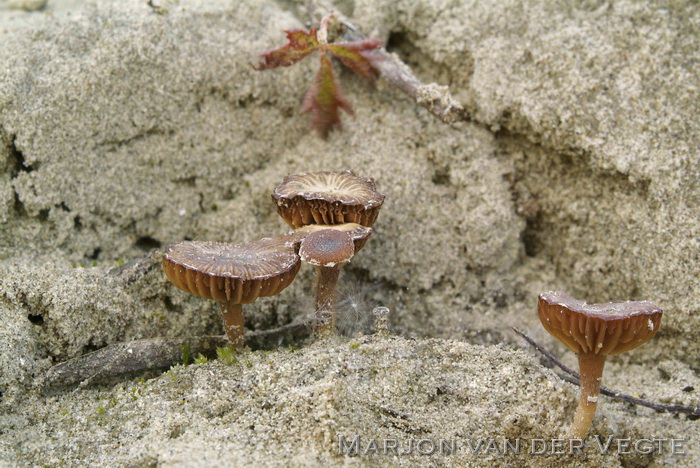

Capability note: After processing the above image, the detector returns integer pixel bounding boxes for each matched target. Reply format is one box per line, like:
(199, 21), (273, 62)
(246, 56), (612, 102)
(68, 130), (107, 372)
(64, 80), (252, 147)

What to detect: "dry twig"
(308, 3), (467, 124)
(41, 322), (309, 391)
(512, 327), (700, 416)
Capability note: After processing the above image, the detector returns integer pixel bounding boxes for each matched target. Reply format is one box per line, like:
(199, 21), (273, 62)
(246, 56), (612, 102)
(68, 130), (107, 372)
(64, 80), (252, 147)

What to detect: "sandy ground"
(0, 0), (698, 466)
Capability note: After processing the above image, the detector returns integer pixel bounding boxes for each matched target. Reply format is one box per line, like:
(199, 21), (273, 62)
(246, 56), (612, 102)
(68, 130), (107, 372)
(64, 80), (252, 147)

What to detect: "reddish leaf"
(255, 29), (319, 70)
(301, 53), (354, 139)
(326, 38), (383, 83)
(255, 20), (383, 138)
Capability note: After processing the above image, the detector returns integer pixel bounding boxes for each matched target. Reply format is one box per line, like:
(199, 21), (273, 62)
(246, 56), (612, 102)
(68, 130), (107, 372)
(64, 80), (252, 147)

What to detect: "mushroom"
(291, 222), (373, 253)
(297, 228), (365, 338)
(537, 291), (663, 439)
(272, 170), (385, 229)
(287, 223), (372, 337)
(162, 236), (301, 348)
(272, 170), (383, 338)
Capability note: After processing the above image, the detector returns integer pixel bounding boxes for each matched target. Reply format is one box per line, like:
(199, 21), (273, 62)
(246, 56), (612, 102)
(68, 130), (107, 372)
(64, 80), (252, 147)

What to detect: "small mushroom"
(285, 223), (372, 337)
(162, 237), (301, 348)
(291, 222), (373, 253)
(537, 291), (663, 439)
(297, 228), (358, 338)
(272, 170), (385, 229)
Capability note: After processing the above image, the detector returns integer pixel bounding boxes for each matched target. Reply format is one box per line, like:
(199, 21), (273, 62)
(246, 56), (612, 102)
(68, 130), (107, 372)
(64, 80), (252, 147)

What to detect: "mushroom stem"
(221, 302), (245, 348)
(313, 266), (341, 338)
(569, 353), (606, 439)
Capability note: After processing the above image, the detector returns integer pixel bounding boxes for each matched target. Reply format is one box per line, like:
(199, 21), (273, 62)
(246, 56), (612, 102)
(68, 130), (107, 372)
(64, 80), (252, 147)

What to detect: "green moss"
(194, 353), (208, 365)
(166, 365), (186, 382)
(129, 386), (142, 400)
(216, 345), (238, 365)
(182, 341), (191, 366)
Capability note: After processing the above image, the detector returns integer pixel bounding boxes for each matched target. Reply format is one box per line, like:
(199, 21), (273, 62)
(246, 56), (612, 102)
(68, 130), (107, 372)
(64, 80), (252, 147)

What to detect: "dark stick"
(41, 322), (309, 391)
(511, 326), (579, 377)
(512, 327), (700, 416)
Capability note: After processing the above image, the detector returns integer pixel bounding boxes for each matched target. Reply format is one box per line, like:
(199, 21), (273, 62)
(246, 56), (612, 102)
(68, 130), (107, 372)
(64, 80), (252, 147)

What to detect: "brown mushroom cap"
(290, 222), (373, 253)
(272, 170), (385, 228)
(162, 237), (300, 304)
(538, 291), (662, 355)
(298, 229), (355, 268)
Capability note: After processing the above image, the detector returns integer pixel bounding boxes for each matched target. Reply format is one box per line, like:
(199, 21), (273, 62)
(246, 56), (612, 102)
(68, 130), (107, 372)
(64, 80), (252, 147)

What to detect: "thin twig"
(555, 372), (700, 416)
(41, 322), (310, 391)
(308, 3), (467, 124)
(511, 326), (578, 377)
(512, 327), (700, 416)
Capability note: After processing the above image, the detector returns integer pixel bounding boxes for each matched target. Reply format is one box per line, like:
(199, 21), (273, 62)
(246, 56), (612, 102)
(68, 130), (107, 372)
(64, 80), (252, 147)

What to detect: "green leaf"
(255, 29), (319, 70)
(301, 52), (354, 139)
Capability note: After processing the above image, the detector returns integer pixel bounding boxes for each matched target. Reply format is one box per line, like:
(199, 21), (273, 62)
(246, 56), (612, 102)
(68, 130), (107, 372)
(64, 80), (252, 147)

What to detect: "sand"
(1, 0), (698, 466)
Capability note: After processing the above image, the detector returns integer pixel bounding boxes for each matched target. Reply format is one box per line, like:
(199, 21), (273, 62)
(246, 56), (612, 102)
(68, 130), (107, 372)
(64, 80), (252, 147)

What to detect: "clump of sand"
(0, 0), (697, 466)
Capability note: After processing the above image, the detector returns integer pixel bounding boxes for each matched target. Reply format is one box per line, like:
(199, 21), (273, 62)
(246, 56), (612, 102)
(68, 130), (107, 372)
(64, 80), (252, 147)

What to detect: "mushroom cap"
(291, 222), (373, 253)
(537, 291), (663, 356)
(298, 229), (355, 268)
(272, 170), (385, 229)
(162, 237), (301, 304)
